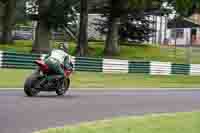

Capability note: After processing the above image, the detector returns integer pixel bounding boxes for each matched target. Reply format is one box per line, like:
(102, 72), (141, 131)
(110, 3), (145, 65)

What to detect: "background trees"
(76, 0), (88, 56)
(0, 0), (16, 44)
(1, 0), (200, 56)
(166, 0), (200, 17)
(27, 0), (78, 53)
(94, 0), (166, 56)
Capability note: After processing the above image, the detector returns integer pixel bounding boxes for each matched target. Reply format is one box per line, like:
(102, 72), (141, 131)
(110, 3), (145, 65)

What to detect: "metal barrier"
(0, 51), (199, 75)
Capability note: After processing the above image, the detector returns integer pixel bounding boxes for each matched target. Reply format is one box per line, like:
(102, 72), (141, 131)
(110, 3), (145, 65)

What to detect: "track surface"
(0, 89), (200, 133)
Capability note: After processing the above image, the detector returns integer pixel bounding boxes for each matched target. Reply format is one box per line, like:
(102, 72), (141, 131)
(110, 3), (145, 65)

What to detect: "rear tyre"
(24, 73), (40, 97)
(56, 78), (70, 96)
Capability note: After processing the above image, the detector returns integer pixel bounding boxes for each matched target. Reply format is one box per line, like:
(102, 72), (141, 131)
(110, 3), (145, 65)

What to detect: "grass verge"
(1, 69), (200, 89)
(1, 40), (200, 64)
(36, 112), (200, 133)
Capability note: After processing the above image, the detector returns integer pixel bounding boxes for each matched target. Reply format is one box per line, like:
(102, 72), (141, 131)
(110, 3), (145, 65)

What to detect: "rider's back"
(49, 49), (69, 64)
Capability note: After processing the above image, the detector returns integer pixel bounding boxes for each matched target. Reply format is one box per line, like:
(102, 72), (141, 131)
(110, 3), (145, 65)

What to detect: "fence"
(0, 51), (200, 76)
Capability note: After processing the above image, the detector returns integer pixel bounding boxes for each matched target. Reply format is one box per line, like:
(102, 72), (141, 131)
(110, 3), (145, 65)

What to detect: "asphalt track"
(0, 89), (200, 133)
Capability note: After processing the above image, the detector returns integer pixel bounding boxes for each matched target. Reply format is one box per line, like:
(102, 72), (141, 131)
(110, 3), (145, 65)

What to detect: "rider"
(41, 42), (73, 85)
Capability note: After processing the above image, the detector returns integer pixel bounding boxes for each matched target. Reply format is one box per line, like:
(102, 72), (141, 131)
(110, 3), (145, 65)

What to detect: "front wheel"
(24, 73), (40, 97)
(56, 78), (70, 96)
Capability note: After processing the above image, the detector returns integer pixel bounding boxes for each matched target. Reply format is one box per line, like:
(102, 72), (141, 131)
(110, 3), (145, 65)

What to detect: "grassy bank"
(1, 69), (200, 89)
(36, 112), (200, 133)
(0, 40), (199, 64)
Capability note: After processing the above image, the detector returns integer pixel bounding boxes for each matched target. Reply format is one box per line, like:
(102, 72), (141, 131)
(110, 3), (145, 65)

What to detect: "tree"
(104, 0), (166, 56)
(119, 13), (155, 43)
(16, 0), (30, 25)
(104, 0), (126, 56)
(0, 0), (16, 44)
(0, 1), (4, 31)
(167, 0), (200, 17)
(76, 0), (88, 56)
(94, 8), (168, 43)
(31, 0), (51, 53)
(94, 0), (166, 55)
(27, 0), (78, 53)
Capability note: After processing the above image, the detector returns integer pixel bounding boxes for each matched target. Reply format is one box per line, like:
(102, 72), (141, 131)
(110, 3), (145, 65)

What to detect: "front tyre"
(56, 78), (70, 96)
(24, 73), (40, 97)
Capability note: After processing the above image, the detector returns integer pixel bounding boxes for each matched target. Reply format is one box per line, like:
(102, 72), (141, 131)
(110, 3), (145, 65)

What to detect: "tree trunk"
(76, 0), (88, 56)
(0, 2), (4, 34)
(163, 16), (167, 45)
(32, 0), (51, 53)
(104, 0), (123, 56)
(159, 16), (163, 45)
(1, 0), (16, 44)
(104, 16), (120, 56)
(32, 20), (51, 53)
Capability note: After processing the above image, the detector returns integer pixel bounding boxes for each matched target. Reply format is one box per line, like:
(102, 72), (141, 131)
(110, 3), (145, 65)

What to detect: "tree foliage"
(76, 0), (88, 56)
(0, 0), (16, 44)
(167, 0), (200, 16)
(25, 0), (79, 53)
(94, 0), (169, 43)
(16, 0), (29, 25)
(27, 0), (78, 30)
(45, 0), (78, 30)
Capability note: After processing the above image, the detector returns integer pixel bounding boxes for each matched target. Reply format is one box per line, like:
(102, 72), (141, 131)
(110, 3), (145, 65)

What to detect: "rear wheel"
(24, 73), (40, 97)
(56, 78), (70, 96)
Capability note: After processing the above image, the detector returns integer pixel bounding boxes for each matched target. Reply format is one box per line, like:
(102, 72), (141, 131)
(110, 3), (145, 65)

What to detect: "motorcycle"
(24, 59), (73, 97)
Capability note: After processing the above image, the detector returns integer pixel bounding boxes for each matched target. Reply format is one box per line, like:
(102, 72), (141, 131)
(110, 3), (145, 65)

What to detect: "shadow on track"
(29, 94), (79, 99)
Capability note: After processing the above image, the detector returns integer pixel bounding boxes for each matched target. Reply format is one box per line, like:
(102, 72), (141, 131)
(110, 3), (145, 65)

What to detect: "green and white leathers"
(44, 49), (72, 80)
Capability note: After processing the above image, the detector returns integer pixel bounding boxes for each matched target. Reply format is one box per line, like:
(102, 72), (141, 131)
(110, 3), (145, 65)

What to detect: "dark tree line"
(0, 0), (200, 56)
(93, 0), (166, 55)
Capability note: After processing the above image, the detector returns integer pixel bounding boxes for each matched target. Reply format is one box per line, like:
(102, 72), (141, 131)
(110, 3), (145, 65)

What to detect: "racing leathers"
(43, 49), (73, 82)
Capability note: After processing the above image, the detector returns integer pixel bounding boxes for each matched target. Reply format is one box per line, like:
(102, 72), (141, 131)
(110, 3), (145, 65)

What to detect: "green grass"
(1, 41), (200, 89)
(1, 69), (200, 89)
(1, 40), (200, 64)
(0, 40), (71, 53)
(36, 112), (200, 133)
(0, 40), (33, 53)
